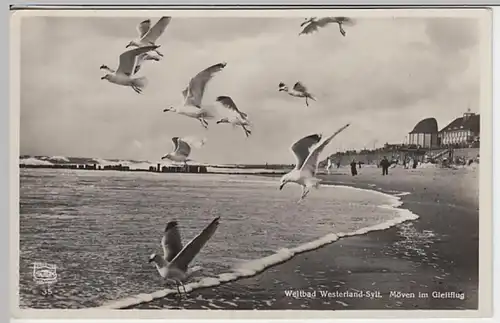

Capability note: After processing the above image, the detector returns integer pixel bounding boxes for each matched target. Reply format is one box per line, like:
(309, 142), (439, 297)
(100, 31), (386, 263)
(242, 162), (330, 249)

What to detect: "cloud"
(20, 15), (482, 164)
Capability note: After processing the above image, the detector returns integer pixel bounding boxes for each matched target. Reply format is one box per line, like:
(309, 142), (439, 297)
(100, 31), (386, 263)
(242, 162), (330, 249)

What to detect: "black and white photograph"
(11, 7), (493, 318)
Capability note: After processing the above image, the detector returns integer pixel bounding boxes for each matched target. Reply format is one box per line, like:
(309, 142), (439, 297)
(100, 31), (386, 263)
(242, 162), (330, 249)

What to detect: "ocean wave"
(96, 187), (418, 310)
(48, 156), (70, 162)
(19, 157), (54, 166)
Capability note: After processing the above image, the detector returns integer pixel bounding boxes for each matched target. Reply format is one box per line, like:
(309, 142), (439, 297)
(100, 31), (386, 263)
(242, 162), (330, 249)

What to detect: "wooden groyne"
(19, 163), (208, 174)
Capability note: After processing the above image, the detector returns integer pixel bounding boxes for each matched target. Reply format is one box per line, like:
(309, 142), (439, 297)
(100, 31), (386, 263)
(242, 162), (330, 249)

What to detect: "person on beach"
(350, 159), (358, 176)
(380, 156), (390, 175)
(412, 158), (418, 169)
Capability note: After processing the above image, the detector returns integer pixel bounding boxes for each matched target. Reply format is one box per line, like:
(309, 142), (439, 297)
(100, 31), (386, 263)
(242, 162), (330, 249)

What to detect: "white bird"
(278, 82), (316, 107)
(161, 137), (197, 166)
(100, 45), (159, 94)
(215, 96), (252, 137)
(279, 123), (351, 201)
(163, 62), (227, 129)
(126, 17), (172, 57)
(148, 217), (221, 296)
(299, 17), (355, 37)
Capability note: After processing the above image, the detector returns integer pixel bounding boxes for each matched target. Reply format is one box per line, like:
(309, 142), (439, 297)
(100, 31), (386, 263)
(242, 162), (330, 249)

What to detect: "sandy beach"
(129, 165), (479, 310)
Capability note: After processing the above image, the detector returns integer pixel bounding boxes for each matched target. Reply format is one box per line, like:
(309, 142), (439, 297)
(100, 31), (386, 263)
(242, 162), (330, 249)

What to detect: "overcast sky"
(20, 14), (481, 164)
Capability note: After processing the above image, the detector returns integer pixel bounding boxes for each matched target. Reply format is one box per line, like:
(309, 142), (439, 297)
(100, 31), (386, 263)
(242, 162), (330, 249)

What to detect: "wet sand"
(130, 166), (479, 310)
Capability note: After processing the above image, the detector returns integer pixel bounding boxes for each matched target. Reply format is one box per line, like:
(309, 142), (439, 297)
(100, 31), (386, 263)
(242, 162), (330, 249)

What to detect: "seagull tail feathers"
(132, 77), (148, 91)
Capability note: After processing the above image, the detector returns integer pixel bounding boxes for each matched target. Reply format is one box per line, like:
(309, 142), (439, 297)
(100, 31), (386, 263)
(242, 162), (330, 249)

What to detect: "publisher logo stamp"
(32, 262), (57, 296)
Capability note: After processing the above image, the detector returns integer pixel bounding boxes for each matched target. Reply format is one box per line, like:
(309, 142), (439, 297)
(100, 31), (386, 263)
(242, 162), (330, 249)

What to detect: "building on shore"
(407, 117), (439, 149)
(438, 110), (480, 147)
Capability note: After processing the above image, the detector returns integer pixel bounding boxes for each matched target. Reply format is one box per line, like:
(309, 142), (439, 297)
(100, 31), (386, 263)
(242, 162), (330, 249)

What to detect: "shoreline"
(125, 166), (478, 310)
(19, 166), (479, 310)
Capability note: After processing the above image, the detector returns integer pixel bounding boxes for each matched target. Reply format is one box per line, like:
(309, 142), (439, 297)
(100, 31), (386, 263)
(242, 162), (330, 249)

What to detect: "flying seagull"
(126, 17), (172, 57)
(215, 96), (252, 137)
(100, 45), (160, 94)
(278, 82), (316, 107)
(161, 137), (201, 166)
(163, 62), (227, 129)
(100, 51), (160, 76)
(279, 123), (351, 201)
(148, 217), (221, 296)
(299, 17), (355, 37)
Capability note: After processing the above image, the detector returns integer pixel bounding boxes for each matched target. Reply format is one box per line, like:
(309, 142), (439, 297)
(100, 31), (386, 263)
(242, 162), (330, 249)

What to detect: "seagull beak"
(148, 258), (153, 263)
(279, 183), (285, 190)
(100, 76), (106, 80)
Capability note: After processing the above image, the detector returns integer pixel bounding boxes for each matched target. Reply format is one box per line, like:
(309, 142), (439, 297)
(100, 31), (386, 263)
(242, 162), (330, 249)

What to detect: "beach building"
(438, 110), (480, 146)
(407, 117), (439, 149)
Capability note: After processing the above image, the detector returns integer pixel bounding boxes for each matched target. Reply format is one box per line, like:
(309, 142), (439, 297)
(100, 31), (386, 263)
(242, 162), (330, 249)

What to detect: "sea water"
(19, 168), (415, 309)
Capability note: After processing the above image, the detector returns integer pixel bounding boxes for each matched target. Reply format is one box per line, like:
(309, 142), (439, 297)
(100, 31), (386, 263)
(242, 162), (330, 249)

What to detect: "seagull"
(161, 137), (197, 166)
(278, 82), (316, 107)
(100, 51), (160, 76)
(126, 16), (171, 57)
(148, 217), (221, 296)
(279, 123), (351, 201)
(215, 96), (252, 137)
(163, 62), (227, 129)
(100, 45), (159, 94)
(299, 17), (355, 37)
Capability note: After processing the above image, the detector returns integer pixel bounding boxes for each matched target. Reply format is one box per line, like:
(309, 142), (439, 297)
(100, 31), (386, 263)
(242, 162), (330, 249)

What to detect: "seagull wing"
(171, 136), (180, 151)
(141, 16), (172, 44)
(293, 81), (308, 93)
(300, 22), (320, 35)
(133, 52), (147, 75)
(172, 137), (191, 157)
(300, 123), (351, 176)
(137, 19), (151, 38)
(315, 17), (341, 27)
(169, 217), (220, 272)
(117, 45), (159, 75)
(291, 134), (323, 170)
(133, 52), (159, 75)
(333, 16), (356, 26)
(216, 96), (247, 119)
(181, 87), (188, 100)
(184, 62), (227, 107)
(161, 221), (184, 262)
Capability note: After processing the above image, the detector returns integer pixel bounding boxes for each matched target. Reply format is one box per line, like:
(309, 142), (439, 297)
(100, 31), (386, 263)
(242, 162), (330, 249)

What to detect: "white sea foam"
(96, 186), (418, 310)
(19, 157), (54, 166)
(48, 156), (70, 162)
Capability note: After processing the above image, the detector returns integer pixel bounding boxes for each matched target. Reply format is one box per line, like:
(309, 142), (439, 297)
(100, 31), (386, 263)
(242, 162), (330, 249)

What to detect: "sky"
(20, 14), (482, 164)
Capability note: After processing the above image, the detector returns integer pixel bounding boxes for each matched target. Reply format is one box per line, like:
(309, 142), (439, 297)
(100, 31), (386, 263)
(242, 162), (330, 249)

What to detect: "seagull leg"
(155, 48), (164, 57)
(305, 97), (309, 107)
(241, 125), (251, 137)
(198, 118), (208, 129)
(131, 85), (142, 94)
(339, 23), (346, 37)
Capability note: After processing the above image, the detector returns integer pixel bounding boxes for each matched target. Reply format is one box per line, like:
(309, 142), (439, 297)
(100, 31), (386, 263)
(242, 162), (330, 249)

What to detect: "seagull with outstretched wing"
(299, 16), (355, 37)
(161, 137), (197, 166)
(215, 95), (252, 137)
(163, 62), (227, 129)
(149, 217), (221, 296)
(279, 123), (351, 201)
(100, 45), (160, 94)
(278, 81), (316, 107)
